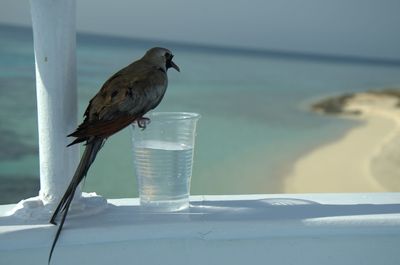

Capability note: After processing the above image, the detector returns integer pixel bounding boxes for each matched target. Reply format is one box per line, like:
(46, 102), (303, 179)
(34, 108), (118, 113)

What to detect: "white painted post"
(8, 0), (106, 219)
(29, 0), (79, 204)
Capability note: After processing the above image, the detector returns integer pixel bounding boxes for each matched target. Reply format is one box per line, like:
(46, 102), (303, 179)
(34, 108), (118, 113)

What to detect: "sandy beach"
(284, 92), (400, 193)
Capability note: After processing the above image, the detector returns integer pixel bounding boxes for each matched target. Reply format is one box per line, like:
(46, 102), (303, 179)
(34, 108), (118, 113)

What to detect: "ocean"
(1, 24), (400, 203)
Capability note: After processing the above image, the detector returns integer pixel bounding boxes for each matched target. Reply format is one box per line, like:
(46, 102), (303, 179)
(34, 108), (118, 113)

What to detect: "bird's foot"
(137, 117), (151, 130)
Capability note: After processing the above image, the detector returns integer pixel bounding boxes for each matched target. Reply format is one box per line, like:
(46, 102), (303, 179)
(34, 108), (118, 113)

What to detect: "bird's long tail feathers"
(48, 138), (104, 264)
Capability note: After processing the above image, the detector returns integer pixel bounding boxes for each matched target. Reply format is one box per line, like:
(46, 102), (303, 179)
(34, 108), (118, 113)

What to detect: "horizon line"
(2, 23), (400, 68)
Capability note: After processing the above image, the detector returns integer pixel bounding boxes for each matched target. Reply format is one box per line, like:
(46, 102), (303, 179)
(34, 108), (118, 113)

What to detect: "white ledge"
(1, 193), (400, 265)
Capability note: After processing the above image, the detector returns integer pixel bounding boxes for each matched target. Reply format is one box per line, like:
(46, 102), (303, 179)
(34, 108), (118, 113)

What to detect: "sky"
(1, 0), (400, 59)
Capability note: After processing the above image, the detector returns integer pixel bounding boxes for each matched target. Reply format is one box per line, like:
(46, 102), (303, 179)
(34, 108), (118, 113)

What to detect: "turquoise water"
(1, 24), (400, 203)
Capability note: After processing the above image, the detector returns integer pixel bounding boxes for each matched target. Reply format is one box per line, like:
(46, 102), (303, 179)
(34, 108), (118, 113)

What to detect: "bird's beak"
(170, 60), (180, 72)
(167, 56), (180, 72)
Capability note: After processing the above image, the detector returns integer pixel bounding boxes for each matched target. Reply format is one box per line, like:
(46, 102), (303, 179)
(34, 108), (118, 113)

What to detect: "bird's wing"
(68, 65), (167, 144)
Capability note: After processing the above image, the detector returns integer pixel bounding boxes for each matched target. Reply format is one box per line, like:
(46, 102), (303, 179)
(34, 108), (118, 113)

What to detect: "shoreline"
(284, 91), (400, 193)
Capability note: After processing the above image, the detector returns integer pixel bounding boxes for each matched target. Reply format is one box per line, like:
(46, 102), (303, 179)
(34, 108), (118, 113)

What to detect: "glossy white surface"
(1, 193), (400, 265)
(30, 0), (79, 204)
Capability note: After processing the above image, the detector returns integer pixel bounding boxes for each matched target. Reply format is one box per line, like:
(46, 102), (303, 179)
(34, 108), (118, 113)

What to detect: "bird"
(48, 47), (180, 264)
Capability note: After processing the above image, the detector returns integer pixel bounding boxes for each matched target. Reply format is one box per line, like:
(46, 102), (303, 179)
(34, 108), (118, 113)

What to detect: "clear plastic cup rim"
(146, 112), (201, 121)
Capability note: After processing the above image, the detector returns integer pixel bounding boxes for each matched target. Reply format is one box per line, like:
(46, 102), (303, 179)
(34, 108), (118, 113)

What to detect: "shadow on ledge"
(1, 197), (399, 228)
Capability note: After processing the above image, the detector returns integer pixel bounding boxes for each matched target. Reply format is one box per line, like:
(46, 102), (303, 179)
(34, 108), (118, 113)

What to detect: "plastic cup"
(131, 112), (200, 212)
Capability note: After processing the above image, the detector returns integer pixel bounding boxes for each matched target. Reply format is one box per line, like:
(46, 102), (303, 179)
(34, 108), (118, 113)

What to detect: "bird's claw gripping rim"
(137, 117), (151, 130)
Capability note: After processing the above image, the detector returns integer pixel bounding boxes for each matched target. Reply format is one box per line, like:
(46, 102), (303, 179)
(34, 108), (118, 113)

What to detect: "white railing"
(1, 194), (400, 265)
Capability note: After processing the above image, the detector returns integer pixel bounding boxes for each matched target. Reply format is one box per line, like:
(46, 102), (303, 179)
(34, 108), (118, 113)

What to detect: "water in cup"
(131, 112), (200, 212)
(133, 139), (194, 211)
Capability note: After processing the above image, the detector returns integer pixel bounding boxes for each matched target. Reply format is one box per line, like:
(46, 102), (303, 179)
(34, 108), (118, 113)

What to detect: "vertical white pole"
(29, 0), (79, 204)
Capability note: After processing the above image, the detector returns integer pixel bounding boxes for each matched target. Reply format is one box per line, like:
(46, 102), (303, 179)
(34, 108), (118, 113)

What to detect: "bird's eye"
(165, 52), (172, 59)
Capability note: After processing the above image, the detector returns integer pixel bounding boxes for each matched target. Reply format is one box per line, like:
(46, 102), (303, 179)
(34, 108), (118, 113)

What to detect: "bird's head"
(142, 47), (180, 72)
